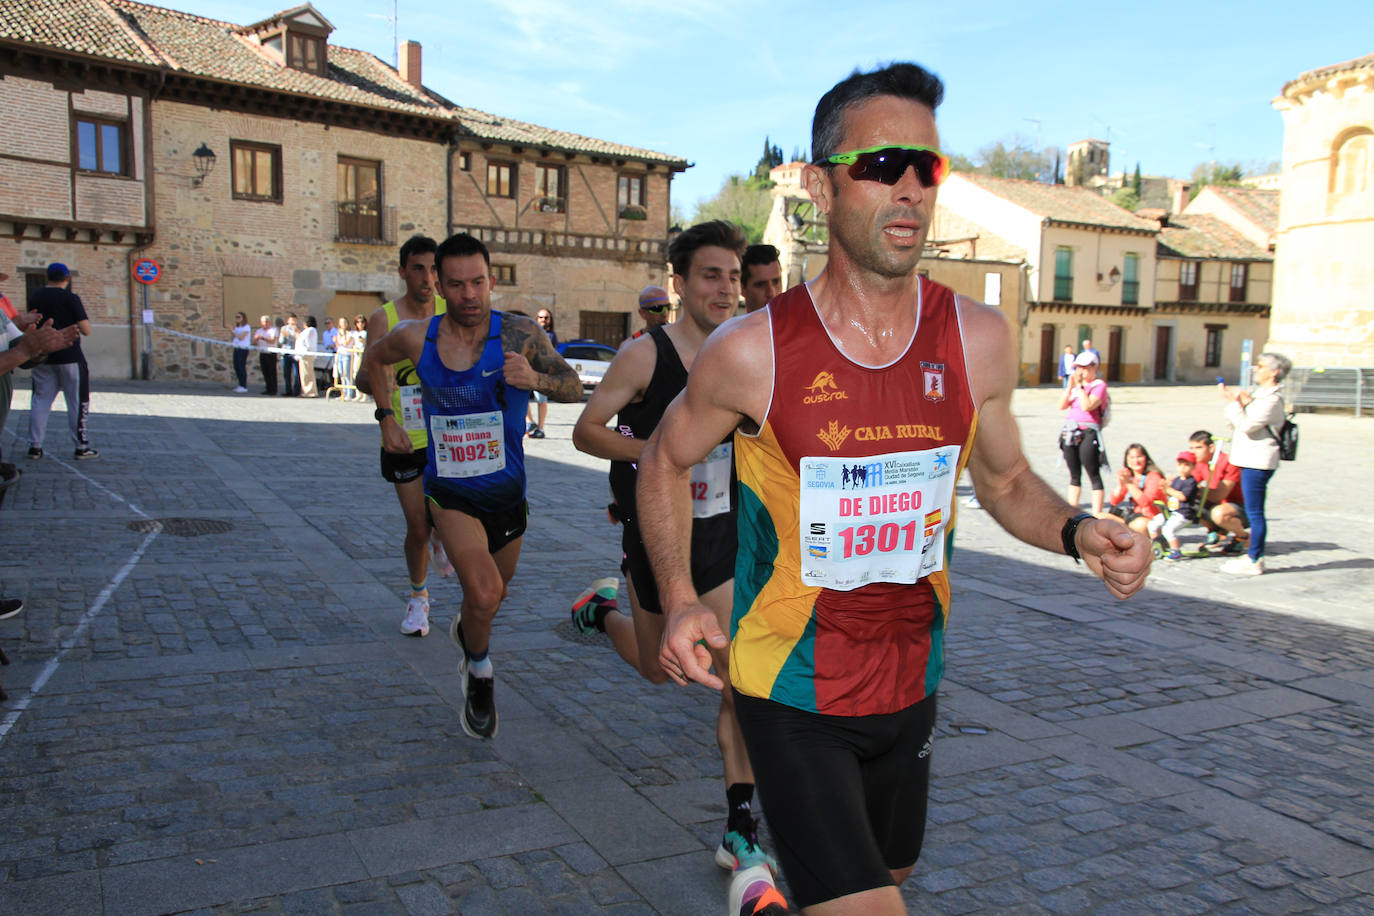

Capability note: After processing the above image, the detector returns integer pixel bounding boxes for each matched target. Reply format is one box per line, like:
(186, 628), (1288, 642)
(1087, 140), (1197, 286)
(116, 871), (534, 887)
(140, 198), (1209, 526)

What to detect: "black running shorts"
(426, 489), (528, 554)
(732, 690), (938, 909)
(619, 512), (735, 615)
(380, 446), (427, 484)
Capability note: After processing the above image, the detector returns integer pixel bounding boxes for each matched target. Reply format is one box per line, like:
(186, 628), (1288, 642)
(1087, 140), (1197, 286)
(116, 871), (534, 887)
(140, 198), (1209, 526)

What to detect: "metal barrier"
(325, 344), (366, 402)
(1286, 367), (1372, 417)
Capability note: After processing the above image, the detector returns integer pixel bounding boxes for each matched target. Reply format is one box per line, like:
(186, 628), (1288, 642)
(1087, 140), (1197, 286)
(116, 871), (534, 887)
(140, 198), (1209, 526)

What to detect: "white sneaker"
(430, 534), (455, 578)
(232, 386), (248, 393)
(400, 595), (430, 636)
(1220, 556), (1263, 576)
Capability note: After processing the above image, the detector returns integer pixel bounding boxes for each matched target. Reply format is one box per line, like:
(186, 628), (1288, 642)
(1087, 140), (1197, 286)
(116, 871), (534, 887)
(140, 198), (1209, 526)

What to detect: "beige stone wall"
(141, 101), (447, 381)
(1038, 225), (1157, 310)
(1269, 64), (1374, 367)
(487, 253), (667, 345)
(1019, 310), (1152, 387)
(1155, 258), (1270, 305)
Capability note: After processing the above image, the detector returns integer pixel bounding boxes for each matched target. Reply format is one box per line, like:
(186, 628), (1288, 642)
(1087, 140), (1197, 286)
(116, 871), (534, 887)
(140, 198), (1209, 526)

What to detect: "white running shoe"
(400, 595), (430, 636)
(430, 534), (455, 578)
(232, 386), (248, 393)
(1220, 556), (1263, 576)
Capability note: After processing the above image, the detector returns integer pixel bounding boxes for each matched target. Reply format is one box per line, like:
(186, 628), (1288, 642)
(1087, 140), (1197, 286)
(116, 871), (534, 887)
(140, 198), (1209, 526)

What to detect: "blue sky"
(172, 0), (1368, 212)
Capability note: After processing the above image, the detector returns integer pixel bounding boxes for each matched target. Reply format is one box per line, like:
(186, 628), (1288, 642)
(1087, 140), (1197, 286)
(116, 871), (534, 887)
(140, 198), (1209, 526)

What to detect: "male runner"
(629, 285), (672, 341)
(638, 64), (1151, 913)
(741, 244), (783, 313)
(571, 220), (774, 875)
(363, 233), (580, 738)
(357, 235), (450, 637)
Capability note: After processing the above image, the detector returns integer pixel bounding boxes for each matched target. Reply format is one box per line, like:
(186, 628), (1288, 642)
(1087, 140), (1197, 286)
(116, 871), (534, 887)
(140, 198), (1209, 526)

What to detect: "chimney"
(399, 40), (422, 89)
(1172, 182), (1191, 216)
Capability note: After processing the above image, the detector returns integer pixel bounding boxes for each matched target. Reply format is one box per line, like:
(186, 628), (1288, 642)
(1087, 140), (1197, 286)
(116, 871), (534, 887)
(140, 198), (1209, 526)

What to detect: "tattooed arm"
(499, 314), (582, 402)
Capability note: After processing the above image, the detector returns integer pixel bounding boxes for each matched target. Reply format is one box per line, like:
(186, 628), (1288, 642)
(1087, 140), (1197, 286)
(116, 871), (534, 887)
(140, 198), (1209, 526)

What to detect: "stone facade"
(1269, 53), (1374, 367)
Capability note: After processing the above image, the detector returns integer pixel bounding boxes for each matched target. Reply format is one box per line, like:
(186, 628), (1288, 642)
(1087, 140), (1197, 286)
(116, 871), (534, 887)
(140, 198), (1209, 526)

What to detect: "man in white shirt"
(296, 315), (320, 397)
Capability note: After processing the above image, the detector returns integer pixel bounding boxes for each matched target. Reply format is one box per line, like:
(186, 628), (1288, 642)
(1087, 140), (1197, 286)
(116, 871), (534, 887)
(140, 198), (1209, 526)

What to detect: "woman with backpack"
(1058, 350), (1110, 515)
(1218, 352), (1292, 576)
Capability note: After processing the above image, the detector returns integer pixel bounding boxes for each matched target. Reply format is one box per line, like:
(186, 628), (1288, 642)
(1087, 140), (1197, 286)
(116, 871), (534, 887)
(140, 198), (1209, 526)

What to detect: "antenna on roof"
(366, 0), (399, 68)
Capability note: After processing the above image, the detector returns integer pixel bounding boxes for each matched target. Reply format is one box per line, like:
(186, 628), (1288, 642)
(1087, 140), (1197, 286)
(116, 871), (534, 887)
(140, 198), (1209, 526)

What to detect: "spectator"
(1187, 430), (1248, 555)
(1058, 350), (1108, 514)
(297, 315), (319, 398)
(229, 311), (251, 392)
(1108, 443), (1165, 535)
(1218, 352), (1291, 576)
(279, 314), (299, 396)
(26, 262), (97, 460)
(1056, 344), (1075, 389)
(526, 308), (559, 438)
(253, 314), (278, 395)
(1147, 451), (1200, 561)
(347, 315), (368, 401)
(1080, 337), (1100, 364)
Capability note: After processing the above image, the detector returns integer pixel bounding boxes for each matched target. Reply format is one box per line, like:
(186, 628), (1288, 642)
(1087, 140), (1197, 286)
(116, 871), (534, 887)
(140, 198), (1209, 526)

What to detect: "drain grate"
(127, 517), (235, 537)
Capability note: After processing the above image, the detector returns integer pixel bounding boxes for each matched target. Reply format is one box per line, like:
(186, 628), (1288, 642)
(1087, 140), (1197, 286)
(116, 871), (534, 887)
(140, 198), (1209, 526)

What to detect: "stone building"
(1269, 52), (1374, 367)
(0, 1), (686, 381)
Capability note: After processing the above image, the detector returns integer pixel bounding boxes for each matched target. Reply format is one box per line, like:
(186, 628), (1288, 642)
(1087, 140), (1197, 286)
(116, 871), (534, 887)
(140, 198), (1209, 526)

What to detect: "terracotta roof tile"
(1, 0), (686, 164)
(1157, 214), (1270, 261)
(955, 173), (1160, 233)
(1204, 186), (1279, 235)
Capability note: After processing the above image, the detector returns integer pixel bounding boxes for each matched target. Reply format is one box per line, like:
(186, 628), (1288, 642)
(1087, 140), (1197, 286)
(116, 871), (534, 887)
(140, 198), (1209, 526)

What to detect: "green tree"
(754, 137), (785, 178)
(1132, 163), (1142, 197)
(1109, 186), (1140, 211)
(693, 175), (773, 243)
(1189, 161), (1245, 199)
(949, 151), (977, 173)
(975, 137), (1055, 182)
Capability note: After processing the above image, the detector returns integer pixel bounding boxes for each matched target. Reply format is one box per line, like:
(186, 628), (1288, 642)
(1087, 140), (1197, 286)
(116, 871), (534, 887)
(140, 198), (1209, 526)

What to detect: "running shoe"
(1204, 531), (1221, 547)
(1220, 556), (1263, 576)
(1219, 538), (1247, 555)
(1165, 549), (1182, 561)
(400, 595), (430, 637)
(233, 386), (248, 393)
(450, 614), (498, 739)
(0, 597), (23, 620)
(716, 817), (778, 874)
(529, 428), (546, 439)
(73, 446), (99, 460)
(727, 864), (789, 916)
(571, 577), (619, 635)
(430, 534), (455, 578)
(27, 446), (42, 460)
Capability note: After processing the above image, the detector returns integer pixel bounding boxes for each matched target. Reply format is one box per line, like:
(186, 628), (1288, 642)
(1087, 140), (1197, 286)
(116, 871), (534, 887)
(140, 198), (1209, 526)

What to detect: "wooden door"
(1107, 327), (1123, 382)
(1038, 325), (1057, 384)
(1154, 325), (1172, 381)
(579, 310), (630, 348)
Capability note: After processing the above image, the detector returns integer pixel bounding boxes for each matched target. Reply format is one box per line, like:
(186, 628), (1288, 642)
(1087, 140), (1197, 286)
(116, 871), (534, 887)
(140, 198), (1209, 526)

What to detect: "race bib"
(430, 411), (505, 478)
(689, 443), (732, 519)
(399, 384), (425, 432)
(798, 446), (960, 591)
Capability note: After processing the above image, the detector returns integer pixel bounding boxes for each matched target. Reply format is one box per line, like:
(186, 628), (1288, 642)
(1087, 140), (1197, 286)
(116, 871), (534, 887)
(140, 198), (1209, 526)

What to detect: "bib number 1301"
(838, 519), (923, 558)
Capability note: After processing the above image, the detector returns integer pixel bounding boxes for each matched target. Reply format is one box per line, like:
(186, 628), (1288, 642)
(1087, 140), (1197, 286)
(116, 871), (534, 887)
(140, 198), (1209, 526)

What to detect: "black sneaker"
(449, 614), (497, 739)
(27, 446), (42, 460)
(73, 446), (99, 460)
(0, 597), (22, 620)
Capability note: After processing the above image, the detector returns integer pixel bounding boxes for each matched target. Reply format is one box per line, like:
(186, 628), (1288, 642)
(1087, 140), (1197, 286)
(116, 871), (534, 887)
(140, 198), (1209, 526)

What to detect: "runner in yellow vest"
(358, 235), (450, 636)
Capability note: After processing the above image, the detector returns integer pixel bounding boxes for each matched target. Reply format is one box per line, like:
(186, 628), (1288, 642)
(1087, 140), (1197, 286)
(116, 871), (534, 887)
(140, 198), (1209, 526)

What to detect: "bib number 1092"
(837, 519), (921, 558)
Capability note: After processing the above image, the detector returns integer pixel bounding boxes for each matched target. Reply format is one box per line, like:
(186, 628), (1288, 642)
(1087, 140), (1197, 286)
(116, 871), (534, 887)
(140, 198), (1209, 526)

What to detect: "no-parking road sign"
(133, 258), (161, 284)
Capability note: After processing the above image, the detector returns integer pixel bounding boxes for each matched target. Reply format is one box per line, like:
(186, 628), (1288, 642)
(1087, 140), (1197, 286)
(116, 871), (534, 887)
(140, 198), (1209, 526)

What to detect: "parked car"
(556, 339), (618, 390)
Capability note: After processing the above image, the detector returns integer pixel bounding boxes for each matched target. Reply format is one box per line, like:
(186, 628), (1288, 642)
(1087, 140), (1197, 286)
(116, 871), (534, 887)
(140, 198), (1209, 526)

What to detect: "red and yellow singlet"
(731, 277), (978, 717)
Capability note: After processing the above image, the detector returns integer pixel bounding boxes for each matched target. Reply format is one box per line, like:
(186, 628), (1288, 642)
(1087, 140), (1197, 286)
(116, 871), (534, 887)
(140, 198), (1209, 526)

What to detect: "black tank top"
(609, 325), (687, 519)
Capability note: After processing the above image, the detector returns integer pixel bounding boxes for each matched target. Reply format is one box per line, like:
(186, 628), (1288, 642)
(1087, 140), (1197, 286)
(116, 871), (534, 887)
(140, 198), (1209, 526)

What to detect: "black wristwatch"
(1061, 512), (1092, 564)
(374, 406), (394, 422)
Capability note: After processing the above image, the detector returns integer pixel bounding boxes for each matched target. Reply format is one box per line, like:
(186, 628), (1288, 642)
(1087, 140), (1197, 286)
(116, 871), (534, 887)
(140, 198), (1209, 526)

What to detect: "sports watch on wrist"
(374, 406), (394, 422)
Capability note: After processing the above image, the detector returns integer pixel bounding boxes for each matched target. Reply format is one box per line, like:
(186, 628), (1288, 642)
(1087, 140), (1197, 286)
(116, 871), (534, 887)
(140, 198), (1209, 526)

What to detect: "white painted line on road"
(0, 427), (162, 745)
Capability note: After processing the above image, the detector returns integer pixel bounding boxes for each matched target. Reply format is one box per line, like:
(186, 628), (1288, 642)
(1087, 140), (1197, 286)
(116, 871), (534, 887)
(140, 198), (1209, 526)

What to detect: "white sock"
(469, 656), (494, 678)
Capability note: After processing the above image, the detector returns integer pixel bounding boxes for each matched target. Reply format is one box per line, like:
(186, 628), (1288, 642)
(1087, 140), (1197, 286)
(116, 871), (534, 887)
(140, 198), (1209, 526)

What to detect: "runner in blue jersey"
(364, 233), (582, 738)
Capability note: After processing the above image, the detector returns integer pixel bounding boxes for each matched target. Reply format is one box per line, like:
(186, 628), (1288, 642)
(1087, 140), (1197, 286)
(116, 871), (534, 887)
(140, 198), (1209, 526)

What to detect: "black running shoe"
(0, 597), (22, 620)
(463, 672), (497, 739)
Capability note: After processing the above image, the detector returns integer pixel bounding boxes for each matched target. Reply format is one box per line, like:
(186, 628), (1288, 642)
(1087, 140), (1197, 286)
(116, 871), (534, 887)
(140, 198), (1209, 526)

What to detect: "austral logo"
(816, 420), (852, 452)
(803, 370), (848, 405)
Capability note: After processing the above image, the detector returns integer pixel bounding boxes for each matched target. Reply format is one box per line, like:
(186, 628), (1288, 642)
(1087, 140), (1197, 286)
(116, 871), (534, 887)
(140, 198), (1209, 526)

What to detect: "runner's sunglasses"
(817, 144), (951, 189)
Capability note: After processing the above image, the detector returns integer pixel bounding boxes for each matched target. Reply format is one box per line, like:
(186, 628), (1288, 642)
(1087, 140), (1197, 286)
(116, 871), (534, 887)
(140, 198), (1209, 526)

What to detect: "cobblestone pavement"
(1, 378), (1372, 915)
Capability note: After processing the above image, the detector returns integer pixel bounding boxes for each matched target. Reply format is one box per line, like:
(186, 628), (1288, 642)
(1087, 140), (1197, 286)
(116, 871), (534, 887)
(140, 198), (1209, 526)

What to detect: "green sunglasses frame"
(818, 144), (951, 187)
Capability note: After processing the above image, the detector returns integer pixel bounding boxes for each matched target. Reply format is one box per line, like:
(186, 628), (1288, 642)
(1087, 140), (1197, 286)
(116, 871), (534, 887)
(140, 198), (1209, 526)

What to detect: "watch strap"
(1061, 512), (1092, 564)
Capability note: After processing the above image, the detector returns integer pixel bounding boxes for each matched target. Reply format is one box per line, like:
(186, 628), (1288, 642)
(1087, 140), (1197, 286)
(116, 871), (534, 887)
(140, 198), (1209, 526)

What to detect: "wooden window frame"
(617, 173), (645, 210)
(337, 156), (383, 242)
(486, 161), (516, 198)
(1053, 247), (1073, 301)
(72, 115), (128, 176)
(230, 140), (283, 202)
(1178, 260), (1199, 301)
(1228, 263), (1248, 303)
(534, 163), (566, 212)
(492, 264), (517, 286)
(458, 152), (471, 172)
(286, 32), (326, 75)
(1204, 324), (1225, 368)
(1121, 252), (1140, 306)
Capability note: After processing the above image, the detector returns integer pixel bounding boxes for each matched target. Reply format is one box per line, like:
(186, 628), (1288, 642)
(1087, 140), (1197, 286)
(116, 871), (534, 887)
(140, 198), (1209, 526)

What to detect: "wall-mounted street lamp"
(191, 143), (217, 187)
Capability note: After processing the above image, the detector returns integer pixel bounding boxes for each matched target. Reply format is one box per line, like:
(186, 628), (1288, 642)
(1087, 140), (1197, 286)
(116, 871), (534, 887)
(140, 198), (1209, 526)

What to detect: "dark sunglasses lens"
(849, 149), (941, 187)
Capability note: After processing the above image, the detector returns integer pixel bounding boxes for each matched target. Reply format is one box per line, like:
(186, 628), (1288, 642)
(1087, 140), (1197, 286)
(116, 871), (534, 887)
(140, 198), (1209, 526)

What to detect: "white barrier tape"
(150, 324), (350, 360)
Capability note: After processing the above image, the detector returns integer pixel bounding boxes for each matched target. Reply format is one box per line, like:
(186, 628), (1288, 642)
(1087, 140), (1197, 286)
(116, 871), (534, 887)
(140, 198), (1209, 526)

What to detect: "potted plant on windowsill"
(536, 196), (564, 214)
(619, 205), (647, 221)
